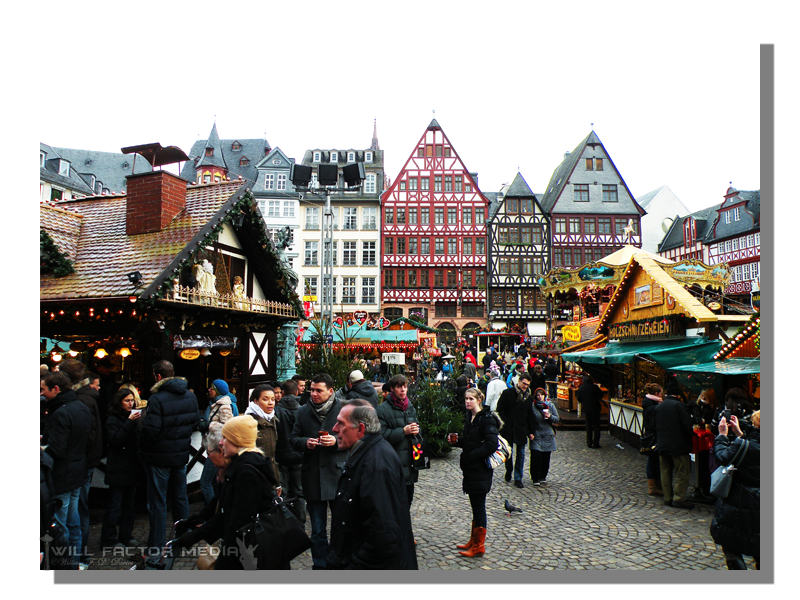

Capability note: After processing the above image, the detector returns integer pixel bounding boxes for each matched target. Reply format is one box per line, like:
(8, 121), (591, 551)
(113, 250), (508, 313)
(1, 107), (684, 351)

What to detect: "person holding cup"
(447, 387), (501, 558)
(377, 374), (421, 507)
(529, 387), (560, 485)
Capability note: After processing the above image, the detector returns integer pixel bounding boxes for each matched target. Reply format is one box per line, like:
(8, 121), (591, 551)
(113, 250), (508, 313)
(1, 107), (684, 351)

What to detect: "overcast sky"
(36, 7), (765, 214)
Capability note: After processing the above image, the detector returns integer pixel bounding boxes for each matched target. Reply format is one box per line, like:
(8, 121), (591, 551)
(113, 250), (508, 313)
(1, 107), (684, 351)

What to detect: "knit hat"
(222, 415), (258, 449)
(212, 379), (229, 395)
(665, 381), (682, 396)
(349, 370), (364, 382)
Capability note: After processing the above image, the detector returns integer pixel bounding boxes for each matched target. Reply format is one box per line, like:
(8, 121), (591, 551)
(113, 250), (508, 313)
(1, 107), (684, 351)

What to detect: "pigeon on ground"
(504, 499), (523, 514)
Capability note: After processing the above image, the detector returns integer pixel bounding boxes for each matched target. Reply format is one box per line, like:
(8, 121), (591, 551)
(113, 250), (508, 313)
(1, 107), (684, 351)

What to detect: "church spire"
(370, 118), (380, 151)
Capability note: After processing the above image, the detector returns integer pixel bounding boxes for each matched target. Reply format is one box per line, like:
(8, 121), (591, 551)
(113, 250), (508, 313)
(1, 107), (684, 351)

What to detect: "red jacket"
(465, 354), (477, 367)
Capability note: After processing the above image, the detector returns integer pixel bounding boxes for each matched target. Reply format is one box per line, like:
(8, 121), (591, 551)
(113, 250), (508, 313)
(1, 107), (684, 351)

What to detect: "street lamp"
(290, 162), (366, 347)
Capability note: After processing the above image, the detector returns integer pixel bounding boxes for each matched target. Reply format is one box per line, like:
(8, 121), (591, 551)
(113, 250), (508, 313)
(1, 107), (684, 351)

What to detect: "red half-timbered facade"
(381, 119), (490, 342)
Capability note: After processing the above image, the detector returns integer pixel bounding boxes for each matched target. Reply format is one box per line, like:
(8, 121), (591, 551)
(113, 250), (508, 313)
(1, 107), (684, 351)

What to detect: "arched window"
(462, 322), (481, 335)
(436, 322), (457, 346)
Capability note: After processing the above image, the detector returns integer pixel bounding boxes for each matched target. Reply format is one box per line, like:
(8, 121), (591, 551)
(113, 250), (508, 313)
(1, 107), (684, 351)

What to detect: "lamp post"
(291, 162), (366, 353)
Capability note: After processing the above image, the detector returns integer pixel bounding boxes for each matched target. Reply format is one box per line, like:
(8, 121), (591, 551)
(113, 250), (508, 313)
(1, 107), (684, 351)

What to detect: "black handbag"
(236, 465), (311, 568)
(640, 431), (657, 455)
(410, 434), (431, 470)
(709, 438), (750, 499)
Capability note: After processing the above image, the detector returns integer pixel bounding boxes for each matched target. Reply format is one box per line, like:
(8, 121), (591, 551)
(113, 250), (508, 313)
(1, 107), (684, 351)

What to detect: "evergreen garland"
(40, 229), (74, 277)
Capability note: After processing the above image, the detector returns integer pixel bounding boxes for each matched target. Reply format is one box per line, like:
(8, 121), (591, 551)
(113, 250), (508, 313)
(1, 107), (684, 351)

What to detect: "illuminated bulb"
(94, 347), (108, 359)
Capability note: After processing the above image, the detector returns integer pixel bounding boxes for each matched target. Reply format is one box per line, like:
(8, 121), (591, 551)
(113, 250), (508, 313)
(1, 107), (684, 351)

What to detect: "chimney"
(564, 151), (570, 159)
(125, 170), (187, 235)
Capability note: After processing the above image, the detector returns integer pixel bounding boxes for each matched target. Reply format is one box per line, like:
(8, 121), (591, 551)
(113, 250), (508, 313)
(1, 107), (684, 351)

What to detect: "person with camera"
(709, 410), (760, 569)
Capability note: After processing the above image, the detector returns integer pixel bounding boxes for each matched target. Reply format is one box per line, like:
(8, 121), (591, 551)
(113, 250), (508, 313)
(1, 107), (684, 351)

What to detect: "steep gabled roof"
(658, 205), (719, 252)
(40, 203), (83, 262)
(505, 172), (535, 197)
(180, 124), (270, 184)
(40, 143), (95, 195)
(51, 147), (153, 193)
(538, 132), (595, 213)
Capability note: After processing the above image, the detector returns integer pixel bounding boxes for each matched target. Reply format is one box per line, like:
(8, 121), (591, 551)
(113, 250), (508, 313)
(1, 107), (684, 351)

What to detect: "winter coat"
(42, 390), (93, 494)
(576, 381), (604, 413)
(454, 380), (469, 413)
(463, 361), (477, 382)
(249, 414), (281, 483)
(481, 352), (495, 370)
(40, 449), (70, 570)
(642, 394), (661, 437)
(104, 411), (141, 486)
(691, 400), (715, 428)
(199, 450), (278, 570)
(376, 399), (420, 486)
(139, 377), (201, 468)
(201, 395), (235, 432)
(543, 359), (560, 380)
(289, 398), (349, 502)
(274, 396), (304, 467)
(528, 371), (547, 393)
(654, 395), (693, 455)
(344, 379), (379, 408)
(75, 384), (103, 469)
(326, 433), (418, 570)
(496, 386), (535, 446)
(710, 429), (760, 557)
(454, 407), (500, 495)
(485, 378), (506, 411)
(465, 353), (478, 367)
(529, 400), (560, 453)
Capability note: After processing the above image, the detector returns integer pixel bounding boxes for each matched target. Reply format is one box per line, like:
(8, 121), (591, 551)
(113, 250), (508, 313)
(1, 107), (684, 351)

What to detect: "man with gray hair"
(327, 399), (417, 569)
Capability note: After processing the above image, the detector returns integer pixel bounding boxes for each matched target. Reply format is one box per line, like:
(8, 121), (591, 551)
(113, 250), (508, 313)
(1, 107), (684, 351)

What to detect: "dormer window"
(205, 147), (214, 157)
(330, 151), (338, 163)
(683, 218), (695, 248)
(313, 151), (321, 162)
(90, 175), (96, 189)
(239, 157), (250, 167)
(733, 206), (741, 221)
(58, 159), (70, 177)
(231, 142), (242, 151)
(725, 210), (731, 224)
(347, 151), (355, 162)
(40, 152), (45, 167)
(365, 151), (373, 163)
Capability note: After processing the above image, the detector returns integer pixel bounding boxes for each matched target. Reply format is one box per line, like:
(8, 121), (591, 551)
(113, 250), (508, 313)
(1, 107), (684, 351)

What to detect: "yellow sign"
(303, 295), (318, 302)
(179, 349), (201, 360)
(562, 324), (582, 342)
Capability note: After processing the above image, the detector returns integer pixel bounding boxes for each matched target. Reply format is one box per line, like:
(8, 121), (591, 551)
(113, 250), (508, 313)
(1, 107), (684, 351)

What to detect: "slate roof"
(40, 143), (95, 195)
(636, 185), (664, 210)
(40, 180), (248, 301)
(657, 205), (718, 252)
(505, 172), (535, 197)
(538, 132), (598, 213)
(706, 189), (761, 242)
(485, 192), (501, 220)
(179, 123), (271, 184)
(50, 147), (153, 193)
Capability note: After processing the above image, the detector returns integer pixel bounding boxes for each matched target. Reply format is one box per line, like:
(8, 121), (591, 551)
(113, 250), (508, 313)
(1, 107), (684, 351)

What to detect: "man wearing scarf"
(376, 374), (420, 508)
(289, 373), (348, 569)
(496, 374), (536, 488)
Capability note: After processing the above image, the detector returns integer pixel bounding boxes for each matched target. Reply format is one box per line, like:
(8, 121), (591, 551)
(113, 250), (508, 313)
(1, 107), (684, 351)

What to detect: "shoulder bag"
(410, 433), (431, 470)
(486, 434), (512, 469)
(639, 431), (657, 455)
(236, 465), (311, 568)
(709, 438), (750, 499)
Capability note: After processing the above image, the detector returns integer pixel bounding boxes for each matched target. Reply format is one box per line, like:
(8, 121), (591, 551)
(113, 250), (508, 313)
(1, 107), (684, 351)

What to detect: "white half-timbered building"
(381, 119), (490, 344)
(486, 172), (550, 337)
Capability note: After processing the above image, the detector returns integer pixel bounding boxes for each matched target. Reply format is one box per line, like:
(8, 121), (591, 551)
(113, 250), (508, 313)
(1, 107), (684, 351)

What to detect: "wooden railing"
(166, 281), (298, 318)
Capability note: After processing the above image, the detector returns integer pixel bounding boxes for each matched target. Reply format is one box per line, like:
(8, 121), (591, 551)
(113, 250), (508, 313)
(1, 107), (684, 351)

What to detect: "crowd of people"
(40, 341), (760, 571)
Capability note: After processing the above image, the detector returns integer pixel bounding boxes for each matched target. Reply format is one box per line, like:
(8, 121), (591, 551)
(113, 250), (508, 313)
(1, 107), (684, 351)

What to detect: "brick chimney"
(125, 170), (187, 235)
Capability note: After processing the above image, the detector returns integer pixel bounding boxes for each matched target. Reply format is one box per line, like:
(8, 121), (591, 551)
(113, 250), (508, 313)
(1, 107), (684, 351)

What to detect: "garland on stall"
(713, 311), (760, 360)
(40, 229), (75, 277)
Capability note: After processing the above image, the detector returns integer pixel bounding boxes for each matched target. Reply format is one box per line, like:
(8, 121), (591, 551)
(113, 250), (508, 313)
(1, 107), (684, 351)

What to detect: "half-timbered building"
(486, 172), (550, 338)
(657, 205), (717, 263)
(381, 119), (490, 345)
(538, 131), (646, 269)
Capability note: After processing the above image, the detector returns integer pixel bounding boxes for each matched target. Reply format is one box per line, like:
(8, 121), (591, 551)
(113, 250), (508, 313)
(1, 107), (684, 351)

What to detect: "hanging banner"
(561, 324), (582, 342)
(303, 301), (315, 319)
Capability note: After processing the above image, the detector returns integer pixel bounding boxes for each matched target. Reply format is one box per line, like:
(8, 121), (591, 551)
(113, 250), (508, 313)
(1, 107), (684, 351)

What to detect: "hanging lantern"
(117, 347), (132, 358)
(200, 348), (212, 357)
(94, 347), (109, 359)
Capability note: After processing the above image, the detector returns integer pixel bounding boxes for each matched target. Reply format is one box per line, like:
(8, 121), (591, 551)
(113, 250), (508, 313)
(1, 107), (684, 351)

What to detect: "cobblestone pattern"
(81, 431), (756, 570)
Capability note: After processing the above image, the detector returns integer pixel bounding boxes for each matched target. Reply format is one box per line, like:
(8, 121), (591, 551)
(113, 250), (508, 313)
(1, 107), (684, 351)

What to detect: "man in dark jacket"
(41, 371), (92, 569)
(481, 347), (496, 375)
(543, 357), (560, 400)
(140, 360), (201, 551)
(496, 374), (535, 487)
(654, 381), (695, 509)
(327, 399), (417, 569)
(290, 373), (349, 569)
(293, 374), (310, 406)
(342, 370), (379, 408)
(275, 379), (306, 522)
(528, 362), (547, 394)
(577, 376), (606, 448)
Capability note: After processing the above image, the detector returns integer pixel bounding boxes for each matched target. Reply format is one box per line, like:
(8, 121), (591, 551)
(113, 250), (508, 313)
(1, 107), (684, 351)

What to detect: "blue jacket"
(140, 377), (200, 468)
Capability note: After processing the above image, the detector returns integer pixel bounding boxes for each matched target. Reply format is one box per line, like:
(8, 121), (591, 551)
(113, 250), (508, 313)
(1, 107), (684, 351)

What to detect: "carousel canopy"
(562, 337), (721, 369)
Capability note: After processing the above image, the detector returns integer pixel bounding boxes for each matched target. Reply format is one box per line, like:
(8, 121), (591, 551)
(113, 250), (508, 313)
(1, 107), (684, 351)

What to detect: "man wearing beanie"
(290, 373), (348, 569)
(174, 415), (279, 569)
(654, 380), (695, 509)
(341, 369), (379, 408)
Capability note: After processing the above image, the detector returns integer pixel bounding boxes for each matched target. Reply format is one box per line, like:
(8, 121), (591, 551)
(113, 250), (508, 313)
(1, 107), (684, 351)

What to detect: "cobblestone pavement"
(82, 431), (755, 571)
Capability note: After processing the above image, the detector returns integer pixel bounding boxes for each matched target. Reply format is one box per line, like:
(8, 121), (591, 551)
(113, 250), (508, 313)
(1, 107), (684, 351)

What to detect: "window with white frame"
(330, 151), (338, 163)
(363, 207), (377, 230)
(752, 261), (760, 281)
(733, 206), (741, 221)
(362, 241), (376, 265)
(344, 207), (358, 230)
(40, 152), (45, 167)
(267, 201), (280, 217)
(305, 206), (320, 229)
(328, 206), (340, 230)
(366, 152), (373, 163)
(264, 173), (274, 189)
(311, 173), (319, 189)
(277, 174), (287, 190)
(755, 232), (760, 246)
(725, 240), (731, 252)
(58, 160), (70, 177)
(324, 241), (338, 266)
(725, 210), (731, 224)
(364, 173), (376, 194)
(304, 276), (318, 298)
(347, 152), (355, 162)
(342, 242), (357, 266)
(361, 277), (376, 304)
(313, 151), (321, 162)
(342, 277), (357, 303)
(283, 201), (295, 217)
(304, 241), (319, 266)
(732, 237), (738, 251)
(747, 234), (753, 247)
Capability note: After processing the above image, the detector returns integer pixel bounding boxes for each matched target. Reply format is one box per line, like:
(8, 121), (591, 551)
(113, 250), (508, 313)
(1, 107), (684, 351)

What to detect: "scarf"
(245, 402), (275, 421)
(388, 392), (409, 412)
(515, 384), (531, 404)
(312, 396), (335, 420)
(645, 394), (663, 403)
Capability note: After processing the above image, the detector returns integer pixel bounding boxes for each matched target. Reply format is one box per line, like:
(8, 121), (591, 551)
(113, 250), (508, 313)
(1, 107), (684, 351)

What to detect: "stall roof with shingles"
(40, 180), (249, 301)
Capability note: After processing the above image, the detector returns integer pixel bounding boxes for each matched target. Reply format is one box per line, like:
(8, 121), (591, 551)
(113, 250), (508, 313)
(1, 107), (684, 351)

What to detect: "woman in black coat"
(174, 416), (279, 569)
(710, 410), (760, 569)
(101, 388), (142, 548)
(448, 388), (500, 558)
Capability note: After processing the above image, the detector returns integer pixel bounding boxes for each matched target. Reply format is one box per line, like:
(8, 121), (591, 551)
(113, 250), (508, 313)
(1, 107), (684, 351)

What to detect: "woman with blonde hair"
(172, 416), (280, 569)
